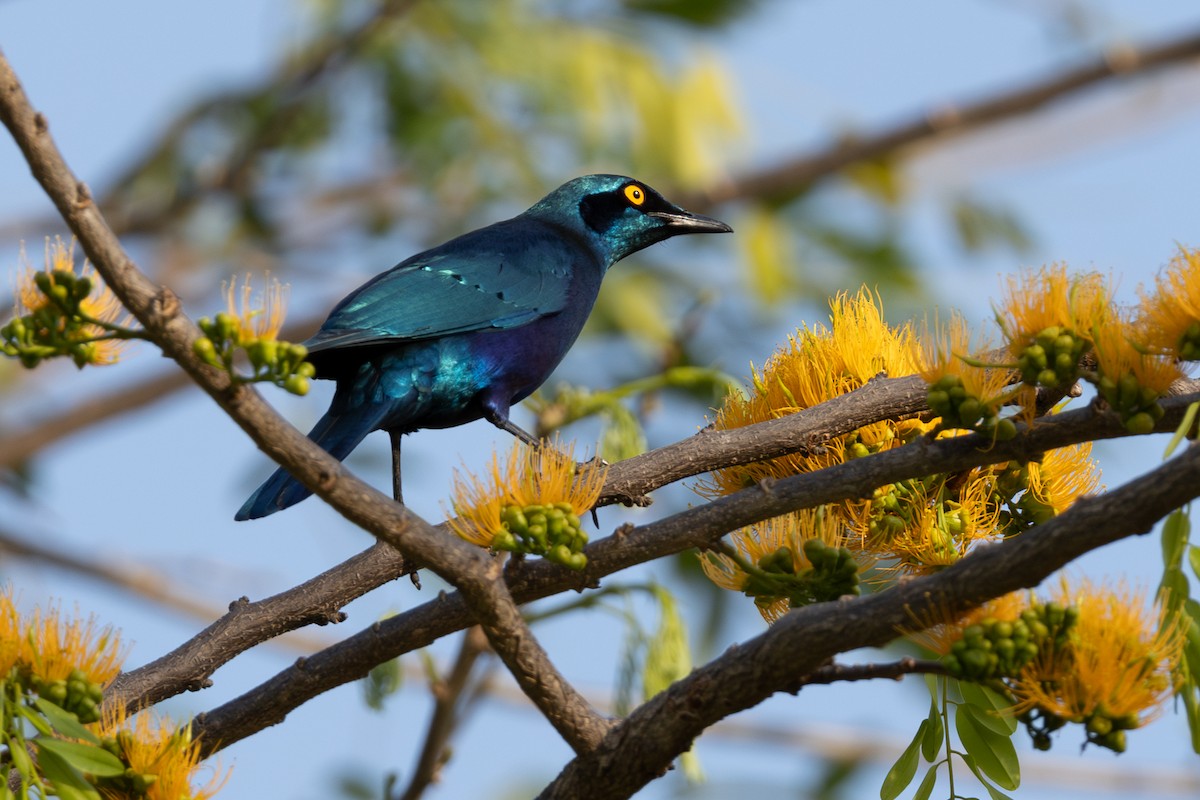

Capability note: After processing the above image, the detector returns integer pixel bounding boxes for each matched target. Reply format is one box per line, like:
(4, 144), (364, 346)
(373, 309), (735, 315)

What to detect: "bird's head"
(526, 174), (732, 266)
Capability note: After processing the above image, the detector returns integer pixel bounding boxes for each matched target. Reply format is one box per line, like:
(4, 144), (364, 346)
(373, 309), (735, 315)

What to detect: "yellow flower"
(94, 703), (227, 800)
(222, 274), (287, 344)
(1136, 246), (1200, 361)
(446, 439), (607, 569)
(11, 238), (134, 365)
(1093, 317), (1184, 394)
(1013, 579), (1186, 736)
(852, 465), (1005, 576)
(995, 265), (1113, 388)
(996, 265), (1111, 347)
(26, 602), (124, 686)
(0, 588), (26, 676)
(1091, 311), (1183, 433)
(907, 590), (1030, 656)
(1025, 443), (1101, 517)
(919, 314), (997, 391)
(699, 289), (935, 498)
(920, 313), (1019, 428)
(700, 510), (861, 623)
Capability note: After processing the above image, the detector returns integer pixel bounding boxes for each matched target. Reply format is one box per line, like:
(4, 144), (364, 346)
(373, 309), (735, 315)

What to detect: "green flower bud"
(214, 312), (238, 341)
(193, 337), (220, 366)
(992, 417), (1017, 441)
(1124, 411), (1155, 435)
(957, 398), (982, 426)
(283, 375), (310, 396)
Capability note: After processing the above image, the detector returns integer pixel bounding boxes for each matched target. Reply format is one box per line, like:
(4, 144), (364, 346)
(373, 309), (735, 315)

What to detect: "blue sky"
(2, 2), (1200, 798)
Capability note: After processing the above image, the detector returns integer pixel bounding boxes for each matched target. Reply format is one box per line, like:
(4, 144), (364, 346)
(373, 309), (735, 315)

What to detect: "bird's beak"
(649, 210), (734, 234)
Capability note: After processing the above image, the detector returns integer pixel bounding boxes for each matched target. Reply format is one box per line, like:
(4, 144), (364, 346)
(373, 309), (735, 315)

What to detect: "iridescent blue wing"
(304, 219), (589, 354)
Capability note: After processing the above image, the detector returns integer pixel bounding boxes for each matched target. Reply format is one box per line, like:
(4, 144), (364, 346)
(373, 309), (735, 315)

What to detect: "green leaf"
(880, 719), (926, 800)
(35, 737), (126, 777)
(958, 684), (1017, 735)
(961, 752), (1015, 800)
(912, 763), (939, 800)
(1162, 568), (1191, 608)
(33, 744), (102, 800)
(34, 697), (100, 744)
(1190, 545), (1200, 583)
(363, 657), (403, 712)
(956, 706), (1020, 791)
(15, 702), (54, 737)
(921, 699), (944, 761)
(1164, 402), (1199, 458)
(643, 587), (691, 698)
(1183, 685), (1200, 755)
(1162, 508), (1190, 572)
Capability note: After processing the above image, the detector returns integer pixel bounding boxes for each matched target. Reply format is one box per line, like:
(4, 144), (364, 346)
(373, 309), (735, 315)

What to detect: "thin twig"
(398, 626), (489, 800)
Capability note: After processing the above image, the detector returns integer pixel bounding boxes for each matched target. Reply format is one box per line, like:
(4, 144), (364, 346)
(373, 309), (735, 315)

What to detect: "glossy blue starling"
(236, 174), (731, 519)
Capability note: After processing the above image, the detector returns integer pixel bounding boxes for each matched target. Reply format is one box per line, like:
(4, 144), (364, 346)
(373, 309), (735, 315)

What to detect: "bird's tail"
(235, 401), (394, 520)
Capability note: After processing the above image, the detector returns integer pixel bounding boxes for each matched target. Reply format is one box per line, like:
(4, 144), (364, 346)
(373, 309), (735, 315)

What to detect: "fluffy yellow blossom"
(1025, 443), (1101, 518)
(446, 440), (607, 569)
(9, 238), (135, 365)
(1136, 246), (1200, 361)
(919, 314), (1009, 400)
(94, 703), (227, 800)
(700, 289), (934, 497)
(856, 467), (1006, 576)
(26, 603), (123, 687)
(1013, 580), (1185, 747)
(221, 274), (287, 344)
(907, 590), (1030, 657)
(1092, 314), (1182, 433)
(995, 265), (1113, 388)
(700, 510), (860, 622)
(920, 313), (1025, 432)
(0, 589), (25, 676)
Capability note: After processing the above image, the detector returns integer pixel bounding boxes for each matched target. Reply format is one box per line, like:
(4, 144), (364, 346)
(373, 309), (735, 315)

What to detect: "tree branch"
(683, 27), (1200, 208)
(398, 626), (489, 800)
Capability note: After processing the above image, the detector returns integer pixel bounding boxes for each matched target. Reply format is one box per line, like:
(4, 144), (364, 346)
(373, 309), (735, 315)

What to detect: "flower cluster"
(913, 579), (1184, 753)
(1, 238), (141, 368)
(988, 260), (1196, 433)
(0, 587), (225, 799)
(90, 703), (227, 800)
(920, 313), (1017, 438)
(193, 275), (315, 396)
(446, 440), (607, 570)
(697, 290), (1101, 584)
(700, 511), (863, 622)
(1137, 247), (1200, 362)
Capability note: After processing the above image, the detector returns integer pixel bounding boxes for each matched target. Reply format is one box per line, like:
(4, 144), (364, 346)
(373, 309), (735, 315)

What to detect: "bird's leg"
(483, 405), (541, 447)
(387, 428), (421, 588)
(388, 429), (405, 506)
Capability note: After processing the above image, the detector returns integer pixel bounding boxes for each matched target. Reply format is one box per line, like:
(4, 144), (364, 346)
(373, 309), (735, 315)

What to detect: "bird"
(236, 174), (732, 520)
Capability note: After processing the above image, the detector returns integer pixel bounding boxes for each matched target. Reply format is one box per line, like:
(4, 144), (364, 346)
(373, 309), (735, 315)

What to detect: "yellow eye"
(624, 184), (645, 206)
